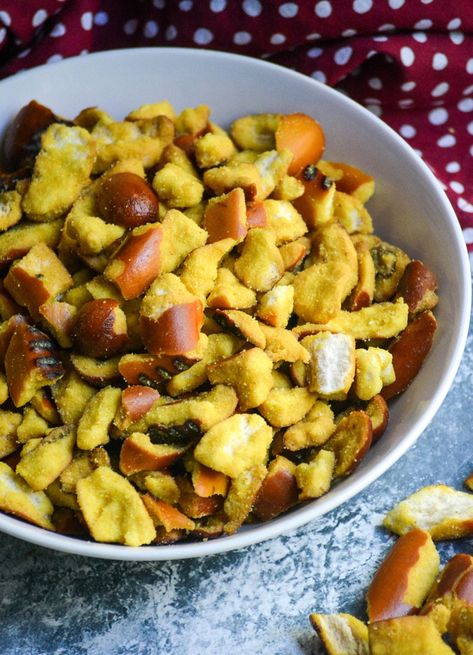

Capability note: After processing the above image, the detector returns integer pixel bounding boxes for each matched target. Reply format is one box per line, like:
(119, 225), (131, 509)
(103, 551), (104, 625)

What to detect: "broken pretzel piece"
(324, 410), (372, 478)
(368, 615), (455, 655)
(223, 463), (267, 534)
(5, 321), (64, 408)
(119, 432), (189, 476)
(253, 456), (298, 521)
(384, 484), (473, 540)
(0, 461), (54, 530)
(76, 466), (156, 547)
(194, 413), (272, 479)
(309, 613), (369, 655)
(4, 242), (73, 321)
(395, 259), (438, 318)
(381, 310), (437, 401)
(366, 528), (439, 622)
(421, 553), (473, 634)
(16, 425), (75, 492)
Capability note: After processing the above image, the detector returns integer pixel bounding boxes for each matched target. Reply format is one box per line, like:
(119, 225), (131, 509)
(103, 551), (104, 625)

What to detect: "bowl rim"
(0, 47), (470, 561)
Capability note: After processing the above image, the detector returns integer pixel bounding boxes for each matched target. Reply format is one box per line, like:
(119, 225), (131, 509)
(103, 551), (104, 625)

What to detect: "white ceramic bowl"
(0, 48), (470, 560)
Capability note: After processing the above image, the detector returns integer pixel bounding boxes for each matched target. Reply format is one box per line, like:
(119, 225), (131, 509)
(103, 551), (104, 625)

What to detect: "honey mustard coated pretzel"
(0, 99), (438, 546)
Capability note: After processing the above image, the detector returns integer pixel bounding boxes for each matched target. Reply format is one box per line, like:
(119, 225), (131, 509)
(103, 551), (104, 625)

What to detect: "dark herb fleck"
(149, 420), (202, 445)
(303, 164), (318, 181)
(321, 175), (334, 190)
(138, 374), (163, 389)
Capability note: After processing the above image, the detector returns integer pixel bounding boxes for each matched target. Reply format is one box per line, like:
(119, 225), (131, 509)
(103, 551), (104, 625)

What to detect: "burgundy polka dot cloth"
(0, 0), (472, 249)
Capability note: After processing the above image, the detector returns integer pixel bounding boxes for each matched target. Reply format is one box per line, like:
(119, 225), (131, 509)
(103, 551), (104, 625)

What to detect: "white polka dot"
(308, 47), (323, 58)
(144, 20), (159, 38)
(388, 0), (404, 8)
(17, 48), (31, 59)
(270, 33), (286, 45)
(378, 23), (395, 31)
(210, 0), (227, 11)
(420, 0), (433, 3)
(0, 11), (11, 26)
(432, 53), (448, 70)
(400, 47), (415, 67)
(398, 98), (414, 107)
(437, 134), (456, 147)
(179, 0), (193, 10)
(80, 11), (93, 31)
(401, 81), (416, 91)
(242, 0), (262, 16)
(446, 161), (460, 173)
(467, 121), (473, 136)
(364, 97), (381, 104)
(447, 18), (461, 30)
(50, 22), (66, 37)
(413, 149), (423, 157)
(353, 0), (372, 13)
(459, 198), (473, 213)
(459, 98), (473, 112)
(0, 27), (5, 43)
(413, 31), (427, 43)
(314, 1), (332, 17)
(306, 32), (321, 40)
(414, 19), (432, 29)
(233, 31), (251, 45)
(193, 28), (213, 45)
(428, 108), (449, 125)
(463, 228), (473, 243)
(367, 105), (382, 117)
(342, 29), (357, 37)
(467, 59), (473, 74)
(470, 144), (473, 157)
(463, 84), (473, 96)
(311, 70), (327, 83)
(279, 2), (298, 17)
(432, 82), (449, 97)
(372, 35), (388, 42)
(47, 54), (63, 64)
(334, 46), (352, 65)
(368, 77), (382, 90)
(165, 25), (177, 40)
(366, 50), (376, 59)
(450, 181), (465, 194)
(400, 124), (416, 138)
(32, 9), (48, 27)
(450, 31), (464, 45)
(94, 12), (108, 26)
(123, 19), (138, 35)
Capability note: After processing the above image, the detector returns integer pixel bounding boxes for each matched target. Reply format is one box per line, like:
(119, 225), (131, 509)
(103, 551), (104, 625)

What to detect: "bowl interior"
(0, 48), (470, 560)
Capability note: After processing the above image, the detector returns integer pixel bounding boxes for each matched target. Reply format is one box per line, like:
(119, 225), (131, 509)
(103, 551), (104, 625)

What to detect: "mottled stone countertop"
(1, 277), (472, 655)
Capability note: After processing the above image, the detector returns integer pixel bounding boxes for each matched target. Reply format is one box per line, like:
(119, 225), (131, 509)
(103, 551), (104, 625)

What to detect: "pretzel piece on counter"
(383, 485), (473, 540)
(421, 554), (473, 634)
(366, 528), (439, 623)
(309, 613), (369, 655)
(368, 615), (455, 655)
